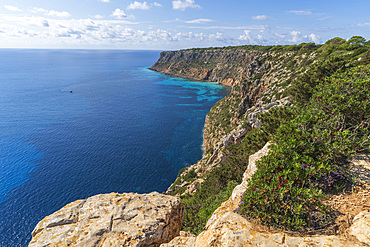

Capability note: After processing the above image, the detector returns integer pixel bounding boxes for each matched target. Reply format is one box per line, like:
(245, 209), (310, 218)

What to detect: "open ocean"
(0, 49), (230, 246)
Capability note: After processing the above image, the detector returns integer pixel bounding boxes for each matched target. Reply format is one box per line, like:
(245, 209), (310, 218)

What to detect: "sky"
(0, 0), (370, 50)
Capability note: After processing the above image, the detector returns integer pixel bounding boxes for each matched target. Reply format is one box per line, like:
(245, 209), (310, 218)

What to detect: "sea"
(0, 49), (230, 246)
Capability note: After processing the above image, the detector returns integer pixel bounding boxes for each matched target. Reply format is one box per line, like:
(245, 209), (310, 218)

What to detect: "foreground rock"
(29, 192), (184, 247)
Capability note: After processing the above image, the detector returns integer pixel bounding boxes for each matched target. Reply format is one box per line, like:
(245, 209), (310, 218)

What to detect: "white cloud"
(288, 10), (312, 15)
(0, 15), (50, 29)
(111, 8), (127, 19)
(238, 27), (321, 45)
(172, 0), (200, 11)
(0, 11), (325, 49)
(45, 10), (71, 18)
(127, 1), (150, 10)
(4, 5), (22, 12)
(0, 14), (236, 49)
(31, 7), (47, 13)
(94, 15), (104, 19)
(238, 30), (253, 42)
(30, 7), (71, 18)
(184, 25), (265, 30)
(98, 0), (110, 2)
(251, 15), (268, 21)
(308, 33), (320, 43)
(290, 31), (302, 42)
(162, 18), (182, 23)
(290, 31), (321, 43)
(31, 18), (49, 27)
(153, 2), (162, 7)
(358, 23), (370, 27)
(184, 18), (214, 24)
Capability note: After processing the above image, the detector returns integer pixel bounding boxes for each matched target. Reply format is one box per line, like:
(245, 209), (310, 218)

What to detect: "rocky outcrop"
(29, 192), (184, 247)
(171, 144), (370, 247)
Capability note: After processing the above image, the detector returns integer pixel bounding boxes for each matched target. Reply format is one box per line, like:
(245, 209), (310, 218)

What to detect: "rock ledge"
(29, 192), (184, 247)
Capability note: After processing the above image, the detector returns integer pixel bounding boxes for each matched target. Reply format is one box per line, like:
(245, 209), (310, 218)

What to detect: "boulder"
(350, 211), (370, 245)
(29, 192), (184, 247)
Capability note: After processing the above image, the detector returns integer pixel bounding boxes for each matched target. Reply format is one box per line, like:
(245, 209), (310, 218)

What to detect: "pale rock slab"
(29, 192), (184, 247)
(350, 211), (370, 245)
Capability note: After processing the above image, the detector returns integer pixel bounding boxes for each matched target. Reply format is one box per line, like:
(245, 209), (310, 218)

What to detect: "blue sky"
(0, 0), (369, 50)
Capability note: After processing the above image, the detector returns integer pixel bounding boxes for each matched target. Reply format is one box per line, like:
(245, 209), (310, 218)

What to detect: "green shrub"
(197, 180), (239, 223)
(239, 65), (370, 232)
(183, 168), (197, 181)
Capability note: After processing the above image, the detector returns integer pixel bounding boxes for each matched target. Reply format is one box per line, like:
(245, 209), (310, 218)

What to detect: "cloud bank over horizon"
(0, 1), (369, 49)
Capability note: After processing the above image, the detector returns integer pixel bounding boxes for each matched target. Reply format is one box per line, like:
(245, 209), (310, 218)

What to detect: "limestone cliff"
(150, 48), (263, 86)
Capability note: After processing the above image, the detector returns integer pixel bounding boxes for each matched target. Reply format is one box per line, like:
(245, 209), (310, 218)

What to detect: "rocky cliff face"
(150, 49), (263, 86)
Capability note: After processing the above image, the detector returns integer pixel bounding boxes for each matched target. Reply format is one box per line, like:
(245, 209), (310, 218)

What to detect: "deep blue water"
(0, 49), (230, 246)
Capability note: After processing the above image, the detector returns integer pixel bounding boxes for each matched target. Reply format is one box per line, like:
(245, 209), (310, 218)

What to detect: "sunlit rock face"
(29, 192), (184, 247)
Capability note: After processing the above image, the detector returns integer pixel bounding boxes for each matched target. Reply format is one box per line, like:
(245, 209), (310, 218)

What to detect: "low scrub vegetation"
(239, 65), (370, 232)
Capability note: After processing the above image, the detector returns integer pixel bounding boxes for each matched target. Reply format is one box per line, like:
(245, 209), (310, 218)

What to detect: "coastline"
(148, 67), (231, 86)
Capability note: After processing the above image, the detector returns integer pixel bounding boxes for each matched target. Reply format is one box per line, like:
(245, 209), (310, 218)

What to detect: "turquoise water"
(0, 49), (230, 246)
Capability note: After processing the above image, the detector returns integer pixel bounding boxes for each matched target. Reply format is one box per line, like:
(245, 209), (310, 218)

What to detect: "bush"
(239, 65), (370, 232)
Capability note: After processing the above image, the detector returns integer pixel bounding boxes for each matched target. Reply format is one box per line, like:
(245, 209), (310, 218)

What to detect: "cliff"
(150, 48), (264, 86)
